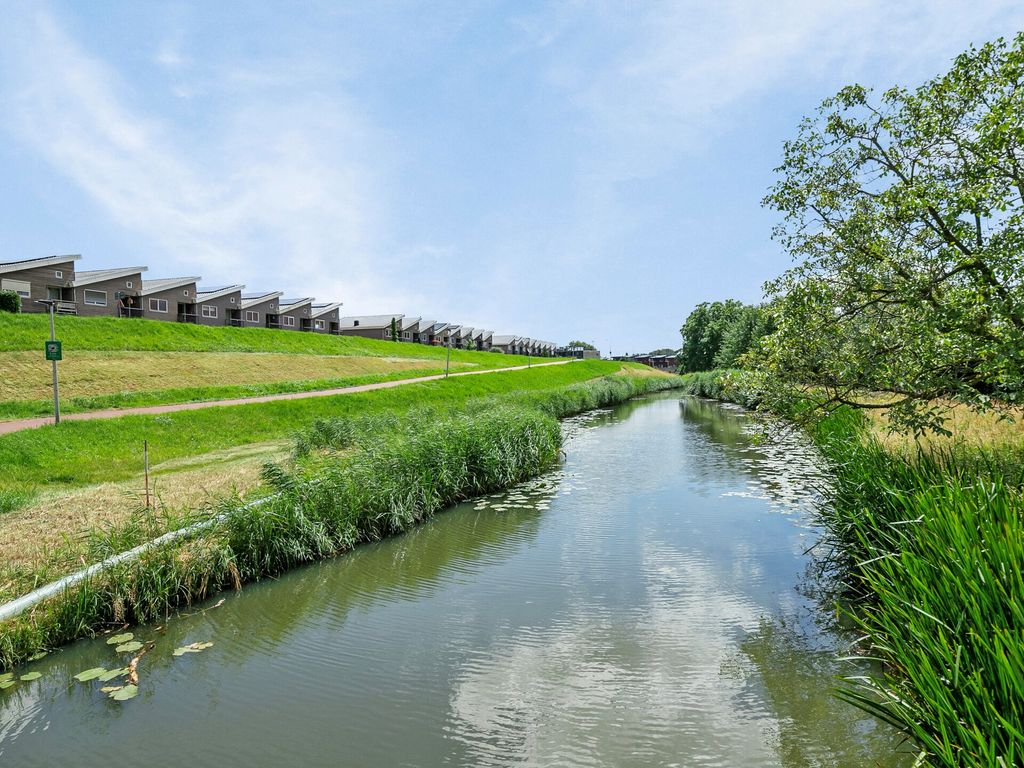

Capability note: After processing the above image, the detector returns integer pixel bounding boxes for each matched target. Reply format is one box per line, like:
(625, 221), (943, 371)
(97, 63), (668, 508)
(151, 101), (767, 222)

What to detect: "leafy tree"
(390, 317), (398, 342)
(0, 290), (21, 313)
(678, 300), (746, 372)
(759, 34), (1024, 432)
(713, 305), (774, 369)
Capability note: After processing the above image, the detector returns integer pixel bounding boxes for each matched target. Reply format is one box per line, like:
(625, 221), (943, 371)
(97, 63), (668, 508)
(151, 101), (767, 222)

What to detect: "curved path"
(0, 359), (576, 436)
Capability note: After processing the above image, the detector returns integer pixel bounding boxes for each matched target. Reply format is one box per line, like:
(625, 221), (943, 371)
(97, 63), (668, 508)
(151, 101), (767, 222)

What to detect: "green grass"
(0, 361), (628, 493)
(0, 313), (541, 363)
(0, 371), (684, 669)
(0, 366), (461, 420)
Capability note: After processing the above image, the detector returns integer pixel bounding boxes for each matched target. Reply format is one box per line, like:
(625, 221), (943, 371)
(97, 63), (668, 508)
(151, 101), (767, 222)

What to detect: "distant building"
(339, 314), (404, 340)
(72, 266), (147, 318)
(311, 302), (343, 334)
(239, 291), (283, 329)
(278, 297), (315, 332)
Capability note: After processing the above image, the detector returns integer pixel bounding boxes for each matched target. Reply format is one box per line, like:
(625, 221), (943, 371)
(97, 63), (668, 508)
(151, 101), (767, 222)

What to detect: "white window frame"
(1, 279), (31, 299)
(314, 319), (325, 330)
(83, 289), (107, 306)
(403, 331), (411, 339)
(382, 329), (390, 338)
(149, 298), (168, 313)
(245, 310), (259, 323)
(282, 315), (296, 327)
(183, 289), (189, 296)
(126, 281), (133, 289)
(54, 270), (63, 279)
(202, 304), (218, 319)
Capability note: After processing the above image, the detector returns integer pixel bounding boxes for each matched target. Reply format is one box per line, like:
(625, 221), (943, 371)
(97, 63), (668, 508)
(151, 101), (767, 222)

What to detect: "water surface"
(0, 395), (910, 767)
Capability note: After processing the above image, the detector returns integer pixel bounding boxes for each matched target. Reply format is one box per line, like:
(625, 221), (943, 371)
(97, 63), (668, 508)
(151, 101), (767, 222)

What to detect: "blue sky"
(2, 2), (1023, 353)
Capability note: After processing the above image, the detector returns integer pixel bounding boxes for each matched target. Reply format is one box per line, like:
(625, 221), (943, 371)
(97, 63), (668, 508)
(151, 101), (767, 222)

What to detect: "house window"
(403, 332), (411, 339)
(202, 305), (218, 318)
(126, 281), (133, 288)
(183, 290), (189, 296)
(230, 297), (236, 303)
(315, 319), (325, 330)
(149, 298), (168, 313)
(283, 315), (295, 327)
(54, 270), (63, 279)
(245, 310), (259, 323)
(382, 329), (390, 339)
(1, 279), (31, 298)
(353, 320), (360, 327)
(83, 289), (107, 306)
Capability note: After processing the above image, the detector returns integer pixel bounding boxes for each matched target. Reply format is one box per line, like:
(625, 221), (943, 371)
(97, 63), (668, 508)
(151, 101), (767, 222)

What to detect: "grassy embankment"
(679, 369), (1024, 766)
(0, 314), (542, 419)
(0, 367), (683, 668)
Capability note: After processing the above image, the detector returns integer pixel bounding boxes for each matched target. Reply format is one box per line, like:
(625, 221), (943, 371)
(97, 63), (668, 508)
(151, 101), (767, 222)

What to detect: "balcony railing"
(118, 306), (144, 319)
(225, 317), (244, 327)
(177, 312), (198, 324)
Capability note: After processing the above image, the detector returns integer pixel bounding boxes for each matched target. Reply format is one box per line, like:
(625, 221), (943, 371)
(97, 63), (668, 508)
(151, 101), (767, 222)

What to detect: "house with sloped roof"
(278, 297), (315, 331)
(339, 314), (404, 340)
(140, 277), (201, 323)
(310, 302), (343, 334)
(0, 255), (81, 313)
(71, 266), (147, 318)
(239, 291), (283, 329)
(196, 284), (245, 327)
(399, 315), (421, 342)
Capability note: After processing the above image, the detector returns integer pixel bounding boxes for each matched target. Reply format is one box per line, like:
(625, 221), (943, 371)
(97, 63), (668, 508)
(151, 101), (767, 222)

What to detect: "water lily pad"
(114, 641), (144, 653)
(0, 673), (13, 683)
(106, 633), (134, 645)
(74, 667), (108, 682)
(19, 672), (41, 681)
(97, 667), (129, 682)
(0, 680), (15, 690)
(28, 651), (48, 661)
(109, 684), (138, 701)
(172, 641), (213, 656)
(100, 685), (122, 693)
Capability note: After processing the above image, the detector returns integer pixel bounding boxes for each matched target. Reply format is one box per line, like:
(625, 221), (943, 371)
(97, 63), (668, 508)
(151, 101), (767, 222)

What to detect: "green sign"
(44, 340), (62, 361)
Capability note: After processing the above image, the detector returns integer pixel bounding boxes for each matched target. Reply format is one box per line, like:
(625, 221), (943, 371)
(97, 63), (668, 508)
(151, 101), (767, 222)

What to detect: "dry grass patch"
(865, 400), (1023, 455)
(0, 441), (287, 570)
(0, 351), (457, 402)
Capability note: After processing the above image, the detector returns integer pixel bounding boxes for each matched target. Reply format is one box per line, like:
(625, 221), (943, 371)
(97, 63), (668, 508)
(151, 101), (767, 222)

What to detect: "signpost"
(37, 300), (62, 424)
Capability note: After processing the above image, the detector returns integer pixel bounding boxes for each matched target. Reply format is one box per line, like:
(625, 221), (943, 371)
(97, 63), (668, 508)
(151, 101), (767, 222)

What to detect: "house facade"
(0, 255), (81, 313)
(140, 277), (201, 323)
(399, 316), (421, 342)
(70, 267), (147, 318)
(239, 292), (283, 329)
(278, 298), (314, 331)
(311, 302), (342, 334)
(195, 285), (245, 327)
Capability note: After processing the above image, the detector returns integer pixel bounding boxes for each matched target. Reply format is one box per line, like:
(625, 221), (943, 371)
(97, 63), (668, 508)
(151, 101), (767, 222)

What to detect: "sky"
(1, 2), (1023, 354)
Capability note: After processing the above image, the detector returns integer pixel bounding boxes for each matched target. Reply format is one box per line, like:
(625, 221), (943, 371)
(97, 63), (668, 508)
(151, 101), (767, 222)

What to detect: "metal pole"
(49, 303), (60, 424)
(445, 340), (451, 378)
(144, 440), (151, 510)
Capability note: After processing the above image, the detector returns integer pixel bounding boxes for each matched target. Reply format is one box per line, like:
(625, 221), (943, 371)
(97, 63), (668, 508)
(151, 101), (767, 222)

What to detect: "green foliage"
(809, 411), (1024, 766)
(566, 340), (596, 350)
(760, 33), (1024, 433)
(678, 301), (771, 372)
(0, 372), (684, 668)
(0, 290), (20, 313)
(390, 317), (398, 342)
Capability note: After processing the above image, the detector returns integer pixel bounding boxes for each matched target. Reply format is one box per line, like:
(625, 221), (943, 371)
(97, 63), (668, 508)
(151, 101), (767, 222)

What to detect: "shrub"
(0, 290), (21, 313)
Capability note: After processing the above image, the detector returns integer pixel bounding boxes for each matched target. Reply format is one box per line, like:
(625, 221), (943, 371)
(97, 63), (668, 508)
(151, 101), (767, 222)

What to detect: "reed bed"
(0, 373), (682, 669)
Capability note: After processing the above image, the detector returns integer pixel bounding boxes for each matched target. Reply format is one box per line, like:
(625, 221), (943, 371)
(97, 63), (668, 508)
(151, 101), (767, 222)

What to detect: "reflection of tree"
(741, 617), (914, 768)
(678, 397), (831, 514)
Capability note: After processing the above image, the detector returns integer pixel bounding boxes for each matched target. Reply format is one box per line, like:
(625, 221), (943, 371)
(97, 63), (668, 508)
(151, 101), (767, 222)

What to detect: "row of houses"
(0, 254), (559, 356)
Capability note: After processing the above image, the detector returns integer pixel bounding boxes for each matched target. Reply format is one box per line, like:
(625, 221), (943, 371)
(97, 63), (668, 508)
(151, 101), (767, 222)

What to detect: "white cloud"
(0, 7), (411, 308)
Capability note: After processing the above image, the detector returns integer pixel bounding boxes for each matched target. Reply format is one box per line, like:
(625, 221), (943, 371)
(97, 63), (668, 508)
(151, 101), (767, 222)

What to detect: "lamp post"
(36, 299), (62, 424)
(445, 337), (451, 378)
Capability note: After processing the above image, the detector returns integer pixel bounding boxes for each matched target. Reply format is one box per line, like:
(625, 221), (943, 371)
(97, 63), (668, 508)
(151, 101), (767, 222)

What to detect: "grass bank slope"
(679, 369), (1024, 766)
(0, 371), (683, 668)
(0, 315), (540, 419)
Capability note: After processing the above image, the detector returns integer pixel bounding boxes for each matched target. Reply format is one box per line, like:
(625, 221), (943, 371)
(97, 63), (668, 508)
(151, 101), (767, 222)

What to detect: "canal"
(0, 394), (909, 766)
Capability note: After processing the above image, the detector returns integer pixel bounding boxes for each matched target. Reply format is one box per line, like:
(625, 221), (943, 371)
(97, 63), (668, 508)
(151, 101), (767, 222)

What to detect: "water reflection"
(1, 395), (908, 768)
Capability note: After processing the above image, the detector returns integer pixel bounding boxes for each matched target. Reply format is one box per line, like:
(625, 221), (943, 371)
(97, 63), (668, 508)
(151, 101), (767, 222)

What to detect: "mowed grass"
(0, 351), (473, 419)
(0, 360), (626, 491)
(0, 313), (537, 362)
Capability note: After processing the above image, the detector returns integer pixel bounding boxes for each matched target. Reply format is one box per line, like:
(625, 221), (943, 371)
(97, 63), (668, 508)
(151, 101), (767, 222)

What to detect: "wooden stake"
(144, 440), (151, 511)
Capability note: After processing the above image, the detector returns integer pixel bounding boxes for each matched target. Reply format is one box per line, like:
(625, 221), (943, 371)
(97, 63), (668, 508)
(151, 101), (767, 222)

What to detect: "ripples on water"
(0, 394), (911, 768)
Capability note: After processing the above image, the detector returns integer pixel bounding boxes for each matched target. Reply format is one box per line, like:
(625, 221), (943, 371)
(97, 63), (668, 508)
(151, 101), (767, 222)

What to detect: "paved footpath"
(0, 359), (577, 436)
